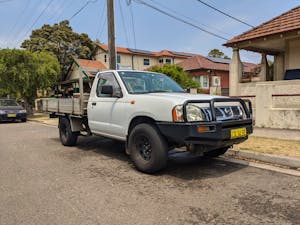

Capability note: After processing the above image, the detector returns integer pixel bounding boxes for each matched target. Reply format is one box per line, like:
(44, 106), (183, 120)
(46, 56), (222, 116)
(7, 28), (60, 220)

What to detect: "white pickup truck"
(43, 70), (253, 173)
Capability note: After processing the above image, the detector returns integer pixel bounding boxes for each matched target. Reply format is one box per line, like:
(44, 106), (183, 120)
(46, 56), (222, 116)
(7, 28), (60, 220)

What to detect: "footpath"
(28, 114), (300, 170)
(252, 127), (300, 141)
(227, 127), (300, 170)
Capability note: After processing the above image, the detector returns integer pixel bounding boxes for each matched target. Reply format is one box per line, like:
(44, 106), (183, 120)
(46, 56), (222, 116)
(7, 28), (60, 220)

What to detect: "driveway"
(0, 122), (299, 225)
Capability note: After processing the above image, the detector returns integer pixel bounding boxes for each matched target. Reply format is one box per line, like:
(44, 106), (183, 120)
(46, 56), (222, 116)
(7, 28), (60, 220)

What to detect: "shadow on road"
(54, 135), (247, 180)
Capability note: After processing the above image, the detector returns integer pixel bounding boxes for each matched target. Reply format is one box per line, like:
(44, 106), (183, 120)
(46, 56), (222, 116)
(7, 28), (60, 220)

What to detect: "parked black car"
(0, 99), (27, 122)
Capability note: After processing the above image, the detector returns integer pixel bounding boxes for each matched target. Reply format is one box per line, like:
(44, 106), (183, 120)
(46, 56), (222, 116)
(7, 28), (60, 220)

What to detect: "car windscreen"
(118, 71), (184, 94)
(0, 99), (19, 106)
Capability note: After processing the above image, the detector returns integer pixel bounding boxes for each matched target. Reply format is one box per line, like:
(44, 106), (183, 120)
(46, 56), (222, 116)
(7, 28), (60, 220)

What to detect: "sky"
(0, 0), (299, 63)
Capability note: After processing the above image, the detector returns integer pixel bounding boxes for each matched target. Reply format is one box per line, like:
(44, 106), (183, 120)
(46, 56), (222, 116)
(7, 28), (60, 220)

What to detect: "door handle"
(92, 102), (96, 106)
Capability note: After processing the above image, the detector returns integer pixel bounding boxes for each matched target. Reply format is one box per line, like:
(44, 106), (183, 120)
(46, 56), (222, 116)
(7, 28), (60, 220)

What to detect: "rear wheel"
(59, 117), (78, 146)
(204, 147), (229, 158)
(21, 118), (27, 122)
(128, 123), (168, 174)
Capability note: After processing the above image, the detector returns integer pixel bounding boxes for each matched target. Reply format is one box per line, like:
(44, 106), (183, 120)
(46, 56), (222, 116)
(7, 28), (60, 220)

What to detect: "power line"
(95, 0), (106, 39)
(69, 0), (98, 21)
(133, 0), (228, 41)
(149, 0), (232, 38)
(99, 3), (107, 40)
(47, 0), (72, 23)
(117, 0), (130, 47)
(0, 0), (15, 3)
(195, 0), (254, 28)
(11, 1), (42, 47)
(15, 0), (54, 47)
(128, 1), (136, 48)
(5, 0), (31, 47)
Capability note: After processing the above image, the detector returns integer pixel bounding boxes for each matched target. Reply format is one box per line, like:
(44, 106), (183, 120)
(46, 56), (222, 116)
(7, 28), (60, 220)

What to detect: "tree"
(0, 49), (60, 113)
(21, 20), (96, 76)
(148, 64), (199, 89)
(208, 48), (230, 59)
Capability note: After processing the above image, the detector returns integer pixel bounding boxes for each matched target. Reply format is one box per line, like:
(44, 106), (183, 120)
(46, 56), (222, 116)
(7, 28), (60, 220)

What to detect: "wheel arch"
(58, 114), (83, 132)
(127, 116), (156, 136)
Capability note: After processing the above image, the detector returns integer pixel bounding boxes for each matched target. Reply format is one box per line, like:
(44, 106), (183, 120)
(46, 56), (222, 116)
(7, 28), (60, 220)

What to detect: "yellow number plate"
(231, 128), (247, 139)
(7, 114), (16, 118)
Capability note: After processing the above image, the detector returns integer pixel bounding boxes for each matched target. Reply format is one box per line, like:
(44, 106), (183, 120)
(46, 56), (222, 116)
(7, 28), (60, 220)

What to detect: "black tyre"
(204, 147), (229, 158)
(21, 118), (27, 122)
(59, 117), (78, 146)
(128, 123), (168, 173)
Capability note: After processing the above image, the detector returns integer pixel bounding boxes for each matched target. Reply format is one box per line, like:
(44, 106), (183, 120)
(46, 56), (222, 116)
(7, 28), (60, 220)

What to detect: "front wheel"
(128, 123), (168, 174)
(59, 117), (78, 146)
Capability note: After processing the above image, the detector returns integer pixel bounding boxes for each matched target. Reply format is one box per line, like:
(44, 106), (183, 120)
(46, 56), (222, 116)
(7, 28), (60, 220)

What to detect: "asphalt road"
(0, 122), (299, 225)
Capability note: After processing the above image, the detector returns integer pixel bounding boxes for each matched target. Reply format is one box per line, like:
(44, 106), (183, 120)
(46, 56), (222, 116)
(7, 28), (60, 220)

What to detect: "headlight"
(172, 104), (205, 122)
(186, 104), (204, 122)
(0, 110), (6, 115)
(19, 109), (26, 113)
(172, 105), (183, 122)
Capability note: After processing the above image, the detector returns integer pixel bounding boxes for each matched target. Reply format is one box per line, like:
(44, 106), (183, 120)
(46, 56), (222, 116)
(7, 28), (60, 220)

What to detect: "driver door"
(88, 72), (125, 139)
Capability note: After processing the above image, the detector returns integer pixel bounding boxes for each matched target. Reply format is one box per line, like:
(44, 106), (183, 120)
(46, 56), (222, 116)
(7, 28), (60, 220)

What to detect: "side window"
(96, 73), (120, 97)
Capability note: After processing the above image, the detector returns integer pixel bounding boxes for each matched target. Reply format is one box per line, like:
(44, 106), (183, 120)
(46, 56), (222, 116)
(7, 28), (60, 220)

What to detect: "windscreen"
(118, 71), (184, 94)
(0, 99), (19, 106)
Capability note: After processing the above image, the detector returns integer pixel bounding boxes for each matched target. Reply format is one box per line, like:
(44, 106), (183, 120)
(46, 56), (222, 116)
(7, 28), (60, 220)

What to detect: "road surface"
(0, 122), (299, 225)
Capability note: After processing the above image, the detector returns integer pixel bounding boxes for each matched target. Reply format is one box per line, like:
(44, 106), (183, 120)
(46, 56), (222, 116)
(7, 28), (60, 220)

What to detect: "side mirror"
(101, 85), (123, 98)
(101, 85), (113, 95)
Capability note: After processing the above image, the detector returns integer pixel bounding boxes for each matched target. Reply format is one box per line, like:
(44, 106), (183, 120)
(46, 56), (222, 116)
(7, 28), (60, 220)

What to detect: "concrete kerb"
(226, 149), (300, 169)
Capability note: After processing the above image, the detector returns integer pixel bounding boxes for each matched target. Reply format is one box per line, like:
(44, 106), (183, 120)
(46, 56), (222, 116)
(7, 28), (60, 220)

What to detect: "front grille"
(201, 106), (243, 121)
(215, 108), (224, 117)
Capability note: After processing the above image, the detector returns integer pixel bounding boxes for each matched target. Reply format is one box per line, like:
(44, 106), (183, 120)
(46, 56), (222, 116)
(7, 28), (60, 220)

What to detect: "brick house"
(178, 55), (257, 96)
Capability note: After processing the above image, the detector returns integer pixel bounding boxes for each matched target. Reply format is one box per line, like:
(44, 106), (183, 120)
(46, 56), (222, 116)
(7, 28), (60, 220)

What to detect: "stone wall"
(237, 80), (300, 129)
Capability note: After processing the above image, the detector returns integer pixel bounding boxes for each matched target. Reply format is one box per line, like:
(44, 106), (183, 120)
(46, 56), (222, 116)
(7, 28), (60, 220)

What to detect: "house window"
(165, 58), (172, 64)
(104, 54), (107, 63)
(117, 55), (121, 64)
(143, 58), (150, 66)
(193, 76), (209, 89)
(159, 59), (163, 64)
(200, 76), (209, 88)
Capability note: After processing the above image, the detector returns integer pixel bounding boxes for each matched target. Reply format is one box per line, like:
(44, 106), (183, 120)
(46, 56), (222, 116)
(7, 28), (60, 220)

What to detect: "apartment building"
(94, 43), (193, 70)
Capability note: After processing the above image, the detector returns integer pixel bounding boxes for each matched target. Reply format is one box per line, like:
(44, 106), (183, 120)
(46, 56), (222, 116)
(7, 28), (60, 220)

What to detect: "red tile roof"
(243, 62), (258, 73)
(178, 55), (256, 73)
(225, 6), (300, 46)
(154, 50), (181, 58)
(76, 58), (107, 69)
(178, 55), (228, 71)
(96, 43), (132, 54)
(96, 43), (191, 58)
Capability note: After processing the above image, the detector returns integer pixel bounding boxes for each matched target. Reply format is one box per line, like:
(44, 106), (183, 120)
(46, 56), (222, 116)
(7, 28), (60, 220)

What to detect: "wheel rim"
(135, 135), (152, 161)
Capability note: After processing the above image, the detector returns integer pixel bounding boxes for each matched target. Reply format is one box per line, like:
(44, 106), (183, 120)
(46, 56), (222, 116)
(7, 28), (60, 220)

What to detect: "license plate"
(231, 128), (247, 139)
(7, 114), (16, 118)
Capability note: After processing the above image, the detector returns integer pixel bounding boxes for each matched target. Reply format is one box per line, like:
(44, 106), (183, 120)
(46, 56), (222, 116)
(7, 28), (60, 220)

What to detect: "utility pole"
(107, 0), (117, 69)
